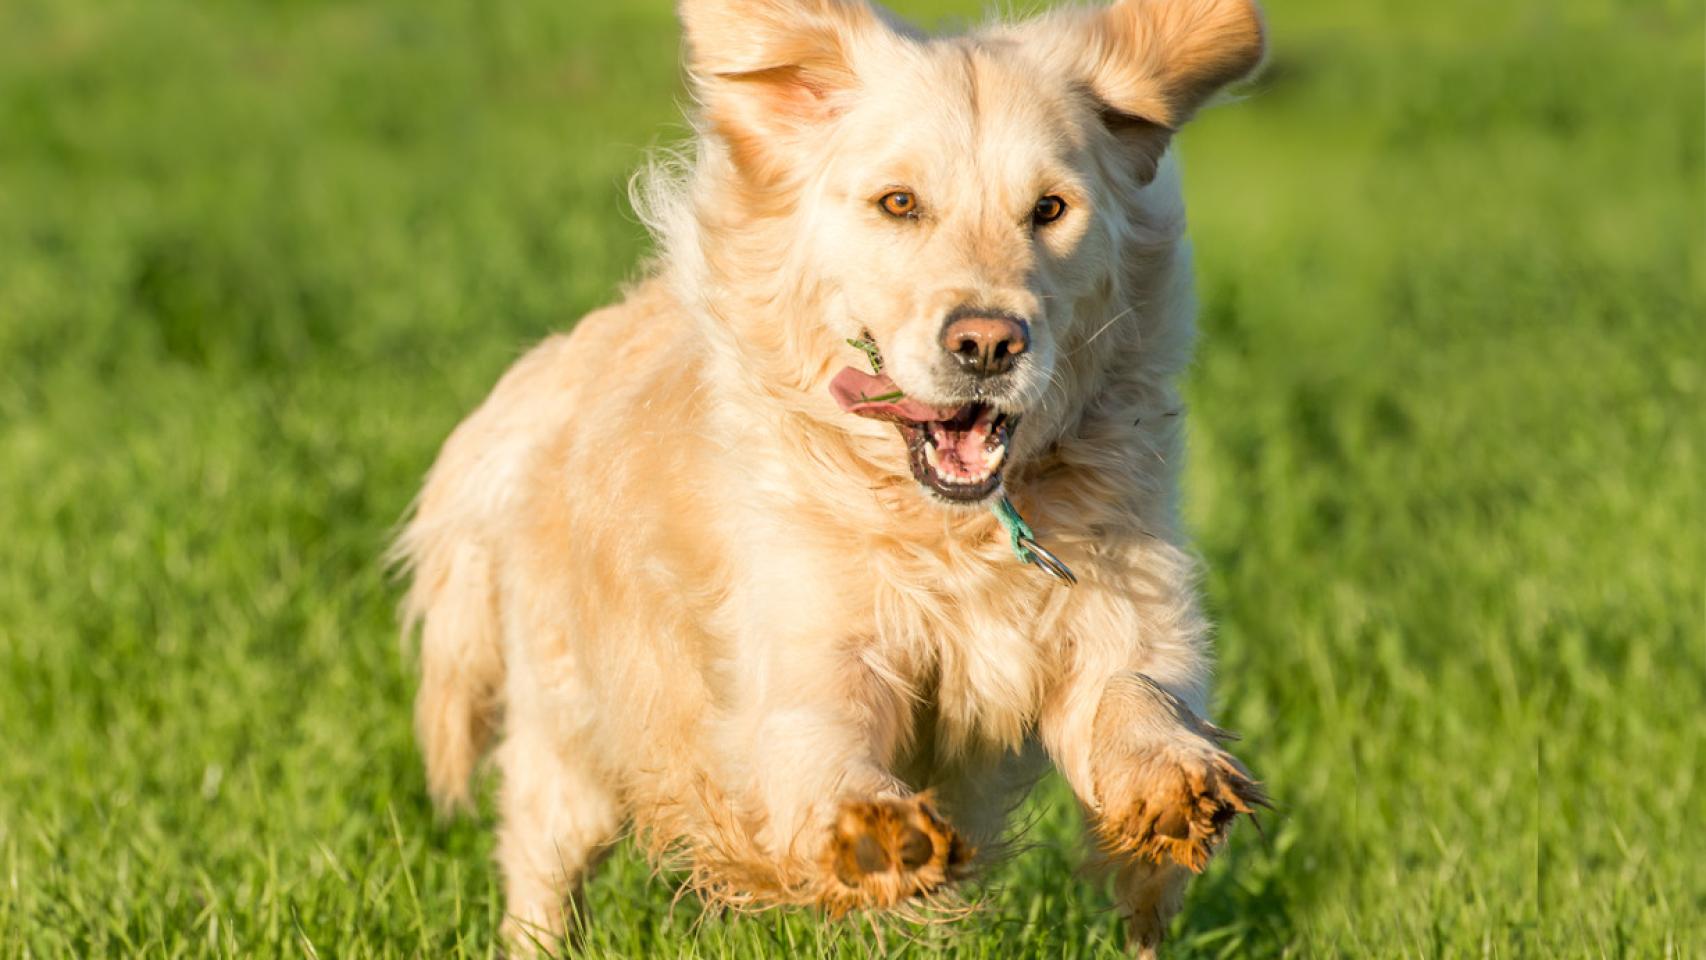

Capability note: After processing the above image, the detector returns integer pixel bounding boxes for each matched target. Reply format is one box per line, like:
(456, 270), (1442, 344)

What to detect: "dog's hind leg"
(919, 740), (1050, 858)
(494, 715), (623, 955)
(1110, 856), (1190, 960)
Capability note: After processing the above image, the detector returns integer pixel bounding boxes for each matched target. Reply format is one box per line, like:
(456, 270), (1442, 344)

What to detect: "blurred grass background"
(0, 0), (1700, 956)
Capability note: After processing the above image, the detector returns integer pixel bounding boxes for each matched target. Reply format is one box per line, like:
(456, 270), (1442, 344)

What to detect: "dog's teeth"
(986, 446), (1005, 470)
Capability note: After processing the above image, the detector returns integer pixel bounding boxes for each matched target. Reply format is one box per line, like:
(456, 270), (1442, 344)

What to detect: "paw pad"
(822, 796), (970, 913)
(1099, 746), (1269, 873)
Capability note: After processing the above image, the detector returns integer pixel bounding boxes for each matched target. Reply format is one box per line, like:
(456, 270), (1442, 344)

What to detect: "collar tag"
(991, 496), (1077, 586)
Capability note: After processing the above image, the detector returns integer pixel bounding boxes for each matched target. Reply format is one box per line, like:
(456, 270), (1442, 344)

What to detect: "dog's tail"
(390, 449), (509, 813)
(389, 336), (580, 813)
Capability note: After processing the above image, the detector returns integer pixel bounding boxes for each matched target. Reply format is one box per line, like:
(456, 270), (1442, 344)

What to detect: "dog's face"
(681, 0), (1264, 504)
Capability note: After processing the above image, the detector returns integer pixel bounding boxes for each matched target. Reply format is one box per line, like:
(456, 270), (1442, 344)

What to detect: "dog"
(393, 0), (1268, 954)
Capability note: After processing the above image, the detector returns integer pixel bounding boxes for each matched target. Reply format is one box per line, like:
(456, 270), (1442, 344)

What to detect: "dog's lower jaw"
(900, 410), (1019, 504)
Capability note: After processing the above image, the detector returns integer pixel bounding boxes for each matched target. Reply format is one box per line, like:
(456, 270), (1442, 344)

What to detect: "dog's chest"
(873, 571), (1058, 754)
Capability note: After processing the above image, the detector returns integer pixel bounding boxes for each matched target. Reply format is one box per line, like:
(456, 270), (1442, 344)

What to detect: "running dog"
(395, 0), (1268, 954)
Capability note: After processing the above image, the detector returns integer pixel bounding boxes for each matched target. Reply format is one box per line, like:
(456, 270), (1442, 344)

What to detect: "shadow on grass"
(552, 777), (1326, 958)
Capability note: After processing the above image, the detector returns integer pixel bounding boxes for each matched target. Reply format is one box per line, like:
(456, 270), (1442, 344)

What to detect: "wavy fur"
(395, 0), (1266, 954)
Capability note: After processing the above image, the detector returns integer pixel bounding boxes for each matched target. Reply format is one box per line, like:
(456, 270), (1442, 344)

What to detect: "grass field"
(1, 0), (1701, 956)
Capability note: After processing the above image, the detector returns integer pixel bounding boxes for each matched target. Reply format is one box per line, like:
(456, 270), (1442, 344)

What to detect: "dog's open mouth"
(829, 365), (1017, 502)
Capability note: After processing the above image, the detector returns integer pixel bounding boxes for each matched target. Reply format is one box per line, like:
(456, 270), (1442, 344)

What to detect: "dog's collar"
(992, 494), (1077, 585)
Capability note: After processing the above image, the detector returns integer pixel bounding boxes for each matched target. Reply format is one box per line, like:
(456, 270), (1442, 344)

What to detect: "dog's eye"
(878, 191), (919, 219)
(1032, 195), (1068, 226)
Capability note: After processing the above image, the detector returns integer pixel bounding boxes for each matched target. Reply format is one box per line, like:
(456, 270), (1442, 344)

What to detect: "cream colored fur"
(394, 0), (1267, 954)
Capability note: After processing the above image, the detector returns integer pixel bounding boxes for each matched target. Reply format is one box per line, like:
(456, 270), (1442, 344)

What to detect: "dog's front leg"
(1038, 555), (1266, 956)
(721, 635), (970, 913)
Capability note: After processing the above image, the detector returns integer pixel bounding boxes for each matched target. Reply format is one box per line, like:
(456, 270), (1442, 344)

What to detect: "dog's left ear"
(1054, 0), (1266, 182)
(679, 0), (888, 186)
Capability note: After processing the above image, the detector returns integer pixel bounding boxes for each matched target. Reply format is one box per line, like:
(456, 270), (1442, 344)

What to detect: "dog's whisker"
(1069, 303), (1139, 357)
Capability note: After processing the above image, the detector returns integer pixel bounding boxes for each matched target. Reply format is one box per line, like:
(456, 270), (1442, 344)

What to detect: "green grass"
(1, 0), (1700, 956)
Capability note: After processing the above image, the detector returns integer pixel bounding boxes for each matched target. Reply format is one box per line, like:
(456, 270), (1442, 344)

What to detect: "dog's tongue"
(829, 367), (962, 423)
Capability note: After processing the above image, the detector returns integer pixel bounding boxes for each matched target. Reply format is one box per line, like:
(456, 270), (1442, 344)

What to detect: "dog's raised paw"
(1096, 738), (1268, 873)
(821, 795), (970, 914)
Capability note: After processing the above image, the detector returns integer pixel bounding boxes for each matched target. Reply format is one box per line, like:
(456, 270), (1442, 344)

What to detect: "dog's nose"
(940, 314), (1029, 377)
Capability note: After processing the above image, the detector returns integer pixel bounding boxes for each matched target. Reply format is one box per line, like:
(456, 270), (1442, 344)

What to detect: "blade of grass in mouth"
(847, 338), (884, 374)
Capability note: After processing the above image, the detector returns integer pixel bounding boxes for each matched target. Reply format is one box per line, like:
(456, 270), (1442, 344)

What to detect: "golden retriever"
(394, 0), (1267, 954)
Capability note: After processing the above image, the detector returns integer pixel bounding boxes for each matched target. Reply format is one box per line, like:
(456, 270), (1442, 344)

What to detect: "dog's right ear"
(679, 0), (883, 185)
(1049, 0), (1266, 183)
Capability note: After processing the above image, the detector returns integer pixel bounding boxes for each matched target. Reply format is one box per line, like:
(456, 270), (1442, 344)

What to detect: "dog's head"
(675, 0), (1263, 505)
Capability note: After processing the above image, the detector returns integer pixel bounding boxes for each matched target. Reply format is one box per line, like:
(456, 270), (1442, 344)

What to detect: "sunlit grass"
(0, 0), (1700, 956)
